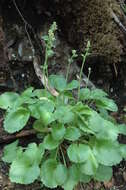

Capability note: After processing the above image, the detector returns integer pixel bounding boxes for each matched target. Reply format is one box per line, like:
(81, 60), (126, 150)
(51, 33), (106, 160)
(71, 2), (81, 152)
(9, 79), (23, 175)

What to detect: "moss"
(55, 0), (124, 64)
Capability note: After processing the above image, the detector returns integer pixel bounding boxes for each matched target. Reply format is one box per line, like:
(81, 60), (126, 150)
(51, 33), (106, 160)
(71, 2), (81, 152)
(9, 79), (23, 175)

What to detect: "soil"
(0, 0), (126, 190)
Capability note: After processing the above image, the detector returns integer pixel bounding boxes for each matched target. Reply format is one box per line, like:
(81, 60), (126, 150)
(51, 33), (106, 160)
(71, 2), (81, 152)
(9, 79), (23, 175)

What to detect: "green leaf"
(64, 126), (81, 141)
(67, 143), (90, 163)
(98, 108), (110, 120)
(29, 99), (54, 119)
(49, 75), (67, 92)
(62, 164), (80, 190)
(79, 88), (107, 101)
(52, 123), (66, 140)
(33, 89), (53, 99)
(88, 111), (104, 133)
(94, 165), (112, 182)
(54, 106), (74, 124)
(66, 80), (79, 90)
(28, 103), (41, 119)
(54, 163), (68, 185)
(9, 158), (40, 184)
(23, 143), (44, 165)
(90, 89), (108, 99)
(118, 124), (126, 135)
(73, 102), (92, 116)
(63, 91), (75, 100)
(13, 96), (36, 108)
(79, 88), (91, 100)
(2, 140), (19, 163)
(93, 140), (122, 166)
(33, 119), (46, 132)
(81, 151), (98, 175)
(88, 111), (118, 141)
(0, 92), (19, 109)
(40, 159), (67, 188)
(40, 110), (54, 126)
(4, 107), (30, 133)
(33, 119), (48, 132)
(96, 98), (118, 112)
(21, 87), (34, 97)
(79, 173), (91, 183)
(120, 144), (126, 159)
(44, 134), (60, 150)
(40, 159), (57, 188)
(62, 164), (91, 188)
(9, 142), (44, 184)
(79, 88), (117, 112)
(77, 118), (95, 135)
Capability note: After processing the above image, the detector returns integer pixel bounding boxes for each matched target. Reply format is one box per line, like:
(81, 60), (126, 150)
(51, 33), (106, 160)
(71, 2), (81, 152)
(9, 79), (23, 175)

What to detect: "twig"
(111, 9), (126, 33)
(12, 0), (35, 51)
(113, 62), (118, 77)
(119, 0), (126, 26)
(12, 0), (44, 54)
(0, 129), (36, 144)
(33, 56), (59, 96)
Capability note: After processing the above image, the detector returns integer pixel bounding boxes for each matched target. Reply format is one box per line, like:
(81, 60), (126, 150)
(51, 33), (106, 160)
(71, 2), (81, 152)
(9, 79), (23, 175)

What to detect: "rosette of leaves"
(1, 75), (126, 190)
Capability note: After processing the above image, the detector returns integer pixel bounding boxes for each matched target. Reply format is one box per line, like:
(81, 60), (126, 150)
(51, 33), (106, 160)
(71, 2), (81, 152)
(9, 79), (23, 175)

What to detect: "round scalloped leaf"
(88, 111), (104, 133)
(95, 97), (118, 112)
(66, 80), (79, 90)
(81, 151), (98, 175)
(62, 164), (80, 190)
(9, 158), (40, 184)
(90, 89), (108, 99)
(118, 124), (126, 135)
(54, 106), (74, 124)
(23, 143), (44, 165)
(73, 102), (92, 115)
(120, 144), (126, 159)
(79, 88), (91, 101)
(2, 140), (19, 163)
(29, 99), (54, 119)
(33, 89), (53, 99)
(39, 110), (54, 126)
(79, 173), (91, 183)
(93, 140), (122, 166)
(0, 92), (19, 109)
(40, 159), (67, 188)
(64, 127), (81, 141)
(94, 165), (112, 182)
(40, 159), (57, 188)
(52, 124), (66, 140)
(4, 107), (30, 133)
(77, 117), (95, 135)
(49, 75), (67, 92)
(88, 111), (118, 141)
(96, 122), (118, 141)
(21, 87), (34, 97)
(33, 119), (47, 132)
(54, 163), (68, 185)
(67, 143), (90, 163)
(44, 134), (60, 150)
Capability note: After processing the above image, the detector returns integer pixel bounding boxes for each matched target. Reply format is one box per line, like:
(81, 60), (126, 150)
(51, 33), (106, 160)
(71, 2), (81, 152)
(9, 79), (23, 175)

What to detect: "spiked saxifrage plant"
(1, 22), (126, 190)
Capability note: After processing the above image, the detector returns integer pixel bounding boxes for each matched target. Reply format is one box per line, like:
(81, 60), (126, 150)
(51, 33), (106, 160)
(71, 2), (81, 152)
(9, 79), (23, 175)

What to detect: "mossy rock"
(53, 0), (125, 65)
